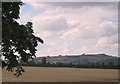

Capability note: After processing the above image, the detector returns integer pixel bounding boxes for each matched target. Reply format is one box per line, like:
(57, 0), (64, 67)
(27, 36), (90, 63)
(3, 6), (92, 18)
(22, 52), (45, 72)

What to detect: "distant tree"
(96, 62), (100, 66)
(68, 62), (73, 67)
(100, 62), (105, 68)
(27, 60), (36, 66)
(58, 55), (62, 57)
(47, 55), (50, 57)
(82, 53), (85, 55)
(42, 57), (46, 65)
(2, 2), (43, 76)
(108, 61), (114, 66)
(101, 62), (105, 66)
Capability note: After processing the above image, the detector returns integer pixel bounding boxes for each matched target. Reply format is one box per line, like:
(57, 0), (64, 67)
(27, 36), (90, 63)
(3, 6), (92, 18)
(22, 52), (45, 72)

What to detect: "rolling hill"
(31, 54), (120, 66)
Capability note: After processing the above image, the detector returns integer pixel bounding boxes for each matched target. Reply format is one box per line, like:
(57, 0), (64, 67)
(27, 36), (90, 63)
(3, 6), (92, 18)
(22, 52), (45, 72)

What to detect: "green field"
(2, 67), (119, 82)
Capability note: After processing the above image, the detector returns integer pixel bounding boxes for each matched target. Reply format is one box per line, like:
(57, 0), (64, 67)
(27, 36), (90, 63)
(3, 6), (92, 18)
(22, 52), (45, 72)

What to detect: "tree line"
(22, 57), (120, 69)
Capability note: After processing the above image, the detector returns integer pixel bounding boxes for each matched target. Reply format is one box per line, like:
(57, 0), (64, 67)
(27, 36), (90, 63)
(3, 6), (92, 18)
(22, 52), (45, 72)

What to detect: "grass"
(2, 67), (119, 82)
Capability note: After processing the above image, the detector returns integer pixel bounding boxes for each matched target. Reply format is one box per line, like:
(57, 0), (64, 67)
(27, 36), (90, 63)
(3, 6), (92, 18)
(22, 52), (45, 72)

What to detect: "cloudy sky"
(18, 2), (118, 57)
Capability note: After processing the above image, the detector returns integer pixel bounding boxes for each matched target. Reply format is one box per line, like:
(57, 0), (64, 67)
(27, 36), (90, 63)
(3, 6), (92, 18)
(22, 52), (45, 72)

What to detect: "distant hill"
(31, 54), (120, 66)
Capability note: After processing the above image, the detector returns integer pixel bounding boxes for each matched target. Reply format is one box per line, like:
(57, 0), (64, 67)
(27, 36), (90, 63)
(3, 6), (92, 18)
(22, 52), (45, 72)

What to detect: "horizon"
(35, 53), (118, 57)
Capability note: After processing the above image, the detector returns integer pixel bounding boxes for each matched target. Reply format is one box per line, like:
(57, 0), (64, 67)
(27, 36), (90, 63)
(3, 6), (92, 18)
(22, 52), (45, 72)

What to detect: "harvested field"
(2, 67), (119, 82)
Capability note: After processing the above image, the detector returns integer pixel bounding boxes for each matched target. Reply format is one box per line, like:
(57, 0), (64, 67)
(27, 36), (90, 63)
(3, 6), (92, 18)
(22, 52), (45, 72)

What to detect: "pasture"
(2, 67), (119, 82)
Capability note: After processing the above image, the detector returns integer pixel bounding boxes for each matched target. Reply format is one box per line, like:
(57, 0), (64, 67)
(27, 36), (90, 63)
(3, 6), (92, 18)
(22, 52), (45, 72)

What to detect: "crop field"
(2, 67), (119, 82)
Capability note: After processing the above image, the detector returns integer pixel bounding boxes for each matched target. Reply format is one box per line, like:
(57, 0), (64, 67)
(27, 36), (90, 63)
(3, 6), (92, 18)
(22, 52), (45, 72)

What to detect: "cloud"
(26, 2), (118, 9)
(33, 16), (68, 31)
(22, 0), (119, 2)
(19, 2), (118, 56)
(108, 34), (118, 44)
(99, 21), (118, 37)
(95, 37), (109, 48)
(17, 13), (33, 24)
(32, 4), (117, 37)
(60, 27), (80, 40)
(36, 41), (73, 56)
(75, 47), (89, 54)
(74, 36), (118, 56)
(26, 2), (50, 9)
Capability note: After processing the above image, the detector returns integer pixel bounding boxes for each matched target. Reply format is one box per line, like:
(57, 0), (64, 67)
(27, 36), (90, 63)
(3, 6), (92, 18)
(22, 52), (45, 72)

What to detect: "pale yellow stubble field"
(2, 67), (119, 82)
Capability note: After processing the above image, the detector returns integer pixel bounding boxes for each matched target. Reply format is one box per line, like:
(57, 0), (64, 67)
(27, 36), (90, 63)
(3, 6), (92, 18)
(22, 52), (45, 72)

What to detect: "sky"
(17, 1), (118, 57)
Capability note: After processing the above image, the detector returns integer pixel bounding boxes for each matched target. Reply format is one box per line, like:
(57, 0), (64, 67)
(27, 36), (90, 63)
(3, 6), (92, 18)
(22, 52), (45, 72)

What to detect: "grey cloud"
(108, 34), (118, 44)
(102, 27), (117, 37)
(23, 0), (119, 2)
(18, 1), (118, 56)
(40, 17), (69, 31)
(38, 2), (118, 9)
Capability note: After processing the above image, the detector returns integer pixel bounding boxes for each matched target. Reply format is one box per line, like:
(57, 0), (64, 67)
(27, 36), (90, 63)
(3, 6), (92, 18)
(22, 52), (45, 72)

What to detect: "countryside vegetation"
(23, 55), (120, 69)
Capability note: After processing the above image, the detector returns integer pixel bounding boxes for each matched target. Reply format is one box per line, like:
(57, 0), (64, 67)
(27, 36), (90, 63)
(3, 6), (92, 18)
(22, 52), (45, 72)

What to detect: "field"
(2, 67), (119, 82)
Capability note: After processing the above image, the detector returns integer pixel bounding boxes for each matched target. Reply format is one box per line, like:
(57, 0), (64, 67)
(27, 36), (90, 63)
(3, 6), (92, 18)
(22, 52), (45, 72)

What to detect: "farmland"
(2, 67), (118, 82)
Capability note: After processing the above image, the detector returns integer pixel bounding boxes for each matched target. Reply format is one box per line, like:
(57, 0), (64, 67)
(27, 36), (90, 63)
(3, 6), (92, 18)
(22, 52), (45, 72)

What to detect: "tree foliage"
(2, 2), (43, 76)
(42, 57), (46, 65)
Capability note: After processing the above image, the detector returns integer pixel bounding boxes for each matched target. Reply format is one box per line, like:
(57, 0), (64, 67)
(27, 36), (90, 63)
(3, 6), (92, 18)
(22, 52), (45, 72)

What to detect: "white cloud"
(33, 16), (68, 31)
(95, 37), (109, 48)
(75, 47), (89, 54)
(99, 21), (118, 36)
(36, 41), (73, 56)
(33, 5), (116, 38)
(27, 2), (50, 9)
(19, 2), (118, 56)
(60, 27), (80, 40)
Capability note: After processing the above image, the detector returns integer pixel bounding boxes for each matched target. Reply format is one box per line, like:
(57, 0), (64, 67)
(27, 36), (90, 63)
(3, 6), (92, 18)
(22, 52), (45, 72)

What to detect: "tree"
(108, 61), (114, 67)
(42, 57), (46, 65)
(2, 2), (44, 76)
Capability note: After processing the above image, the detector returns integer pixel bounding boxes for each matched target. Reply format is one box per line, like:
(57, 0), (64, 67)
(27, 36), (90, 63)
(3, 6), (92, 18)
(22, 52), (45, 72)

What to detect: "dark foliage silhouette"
(2, 1), (43, 76)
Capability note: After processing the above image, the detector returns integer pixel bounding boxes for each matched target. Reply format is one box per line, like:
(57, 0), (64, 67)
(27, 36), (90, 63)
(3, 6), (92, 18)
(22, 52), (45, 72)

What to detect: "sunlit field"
(2, 67), (118, 82)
